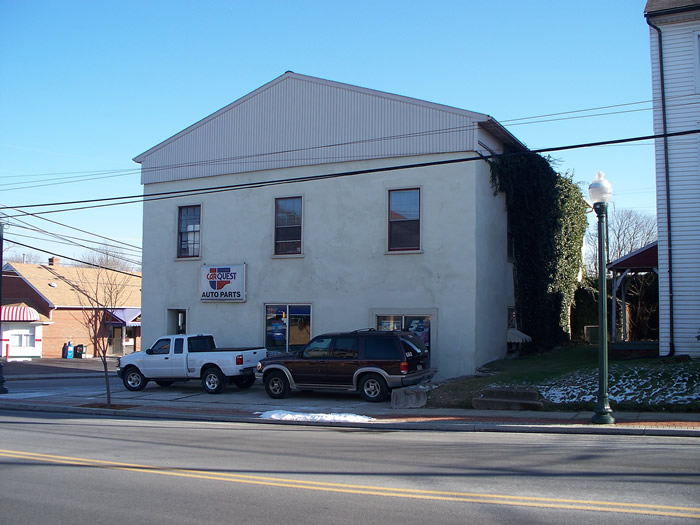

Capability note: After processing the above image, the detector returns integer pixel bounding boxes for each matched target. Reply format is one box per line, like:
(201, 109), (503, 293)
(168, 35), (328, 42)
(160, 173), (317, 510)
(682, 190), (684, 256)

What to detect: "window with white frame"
(10, 327), (35, 347)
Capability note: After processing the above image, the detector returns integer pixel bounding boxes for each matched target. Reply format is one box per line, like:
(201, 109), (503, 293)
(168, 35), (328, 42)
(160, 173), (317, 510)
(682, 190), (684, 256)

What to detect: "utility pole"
(0, 220), (4, 347)
(0, 220), (8, 393)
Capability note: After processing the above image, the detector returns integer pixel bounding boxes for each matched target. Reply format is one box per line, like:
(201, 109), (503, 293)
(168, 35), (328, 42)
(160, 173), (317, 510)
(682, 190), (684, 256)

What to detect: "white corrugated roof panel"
(134, 72), (524, 185)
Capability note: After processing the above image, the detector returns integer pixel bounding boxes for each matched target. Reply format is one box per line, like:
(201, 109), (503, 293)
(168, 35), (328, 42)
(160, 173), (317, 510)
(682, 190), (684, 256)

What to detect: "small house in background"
(1, 257), (141, 359)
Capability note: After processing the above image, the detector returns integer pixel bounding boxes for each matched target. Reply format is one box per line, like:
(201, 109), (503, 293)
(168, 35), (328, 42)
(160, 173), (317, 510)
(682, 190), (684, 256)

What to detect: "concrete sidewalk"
(1, 359), (699, 437)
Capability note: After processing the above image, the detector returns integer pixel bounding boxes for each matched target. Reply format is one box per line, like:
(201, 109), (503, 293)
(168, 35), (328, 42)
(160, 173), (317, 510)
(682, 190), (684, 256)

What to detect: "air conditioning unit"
(584, 326), (599, 344)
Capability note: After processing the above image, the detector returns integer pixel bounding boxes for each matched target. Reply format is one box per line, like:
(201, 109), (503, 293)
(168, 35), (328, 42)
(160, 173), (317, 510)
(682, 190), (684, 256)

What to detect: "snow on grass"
(501, 363), (699, 407)
(257, 410), (376, 423)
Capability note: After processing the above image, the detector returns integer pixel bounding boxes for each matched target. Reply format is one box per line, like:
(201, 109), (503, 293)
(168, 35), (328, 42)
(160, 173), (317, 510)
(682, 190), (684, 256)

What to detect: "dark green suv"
(255, 329), (435, 402)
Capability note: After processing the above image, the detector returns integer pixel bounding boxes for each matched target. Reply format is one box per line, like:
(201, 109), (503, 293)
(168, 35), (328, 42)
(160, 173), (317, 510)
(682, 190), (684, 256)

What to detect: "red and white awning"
(1, 306), (40, 322)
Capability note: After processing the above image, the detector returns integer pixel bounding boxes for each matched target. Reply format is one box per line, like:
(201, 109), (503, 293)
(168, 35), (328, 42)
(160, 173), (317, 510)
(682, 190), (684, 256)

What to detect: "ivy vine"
(490, 153), (588, 351)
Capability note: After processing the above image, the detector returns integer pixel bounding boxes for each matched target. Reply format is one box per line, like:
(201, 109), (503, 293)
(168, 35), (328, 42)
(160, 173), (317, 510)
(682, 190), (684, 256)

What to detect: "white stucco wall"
(141, 153), (512, 379)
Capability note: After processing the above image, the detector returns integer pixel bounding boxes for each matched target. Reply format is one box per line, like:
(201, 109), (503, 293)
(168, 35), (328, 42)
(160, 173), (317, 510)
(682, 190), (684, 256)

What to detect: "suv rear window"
(363, 337), (400, 360)
(400, 333), (427, 353)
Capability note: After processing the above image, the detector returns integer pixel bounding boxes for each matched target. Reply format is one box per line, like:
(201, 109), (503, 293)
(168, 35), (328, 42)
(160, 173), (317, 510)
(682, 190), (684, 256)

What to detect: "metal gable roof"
(645, 0), (700, 16)
(608, 242), (659, 271)
(134, 72), (526, 185)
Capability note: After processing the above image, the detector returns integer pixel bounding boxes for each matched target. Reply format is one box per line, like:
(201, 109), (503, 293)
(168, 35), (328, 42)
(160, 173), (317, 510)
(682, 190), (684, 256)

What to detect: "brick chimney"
(48, 257), (60, 266)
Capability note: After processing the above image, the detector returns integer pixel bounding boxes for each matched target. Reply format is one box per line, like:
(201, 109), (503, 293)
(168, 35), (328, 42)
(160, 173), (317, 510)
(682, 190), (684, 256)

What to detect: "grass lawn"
(426, 345), (700, 412)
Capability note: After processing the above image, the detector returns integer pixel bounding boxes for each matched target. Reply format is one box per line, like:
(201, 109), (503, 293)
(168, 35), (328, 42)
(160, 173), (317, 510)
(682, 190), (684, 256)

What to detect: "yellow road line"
(1, 449), (698, 519)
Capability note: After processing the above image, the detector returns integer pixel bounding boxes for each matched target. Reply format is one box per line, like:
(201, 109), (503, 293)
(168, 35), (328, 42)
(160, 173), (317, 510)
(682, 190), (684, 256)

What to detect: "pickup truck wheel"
(359, 373), (388, 402)
(202, 367), (225, 394)
(265, 371), (290, 399)
(155, 380), (174, 387)
(232, 375), (255, 389)
(123, 367), (147, 391)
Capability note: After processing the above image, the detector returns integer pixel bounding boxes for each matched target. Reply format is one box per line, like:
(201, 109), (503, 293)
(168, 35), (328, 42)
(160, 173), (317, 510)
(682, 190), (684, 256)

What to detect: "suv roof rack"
(351, 328), (377, 333)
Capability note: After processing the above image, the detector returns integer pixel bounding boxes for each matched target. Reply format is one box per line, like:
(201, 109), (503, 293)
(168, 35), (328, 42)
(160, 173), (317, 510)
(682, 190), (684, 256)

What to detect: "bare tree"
(585, 208), (657, 275)
(585, 208), (658, 341)
(69, 254), (138, 407)
(3, 250), (43, 264)
(78, 245), (139, 272)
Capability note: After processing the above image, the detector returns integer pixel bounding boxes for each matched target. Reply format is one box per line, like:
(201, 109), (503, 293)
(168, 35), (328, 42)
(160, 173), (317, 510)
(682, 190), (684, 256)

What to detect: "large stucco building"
(135, 72), (528, 379)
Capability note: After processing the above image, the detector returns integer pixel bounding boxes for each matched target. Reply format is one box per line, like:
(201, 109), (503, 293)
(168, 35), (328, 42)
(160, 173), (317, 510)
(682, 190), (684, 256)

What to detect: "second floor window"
(275, 197), (302, 255)
(388, 189), (420, 251)
(178, 205), (200, 258)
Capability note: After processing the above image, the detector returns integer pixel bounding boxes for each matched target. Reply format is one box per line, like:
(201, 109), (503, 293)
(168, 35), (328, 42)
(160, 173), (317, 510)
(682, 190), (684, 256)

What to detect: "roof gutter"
(645, 14), (675, 356)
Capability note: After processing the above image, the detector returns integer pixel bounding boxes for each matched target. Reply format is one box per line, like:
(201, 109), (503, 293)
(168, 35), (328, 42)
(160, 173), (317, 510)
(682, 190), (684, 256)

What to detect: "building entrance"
(265, 304), (311, 354)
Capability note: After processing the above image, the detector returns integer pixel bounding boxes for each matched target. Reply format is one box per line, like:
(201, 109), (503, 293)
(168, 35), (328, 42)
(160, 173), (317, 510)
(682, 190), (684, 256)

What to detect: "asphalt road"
(1, 410), (698, 524)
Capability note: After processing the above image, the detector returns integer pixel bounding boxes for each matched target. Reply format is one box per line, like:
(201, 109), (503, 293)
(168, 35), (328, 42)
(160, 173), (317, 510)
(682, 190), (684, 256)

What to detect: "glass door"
(376, 314), (431, 350)
(265, 304), (311, 354)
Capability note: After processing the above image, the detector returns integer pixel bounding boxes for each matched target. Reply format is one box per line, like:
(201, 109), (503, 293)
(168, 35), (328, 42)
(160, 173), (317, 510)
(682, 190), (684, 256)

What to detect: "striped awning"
(507, 328), (532, 343)
(1, 305), (40, 322)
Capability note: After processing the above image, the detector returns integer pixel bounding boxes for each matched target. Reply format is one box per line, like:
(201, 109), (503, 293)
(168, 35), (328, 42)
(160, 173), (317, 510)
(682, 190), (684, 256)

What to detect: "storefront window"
(265, 304), (311, 353)
(10, 328), (35, 347)
(377, 314), (431, 350)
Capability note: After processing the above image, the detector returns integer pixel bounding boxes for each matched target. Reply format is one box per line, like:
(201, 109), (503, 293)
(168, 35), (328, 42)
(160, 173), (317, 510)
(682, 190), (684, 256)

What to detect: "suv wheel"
(359, 373), (388, 402)
(265, 370), (290, 399)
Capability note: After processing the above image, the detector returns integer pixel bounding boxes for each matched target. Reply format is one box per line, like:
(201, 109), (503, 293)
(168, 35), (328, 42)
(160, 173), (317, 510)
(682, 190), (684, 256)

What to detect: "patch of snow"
(258, 410), (376, 423)
(497, 363), (699, 406)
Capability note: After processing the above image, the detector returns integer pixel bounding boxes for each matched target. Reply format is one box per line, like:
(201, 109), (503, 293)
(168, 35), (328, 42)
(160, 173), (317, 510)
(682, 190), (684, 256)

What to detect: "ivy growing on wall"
(490, 153), (588, 351)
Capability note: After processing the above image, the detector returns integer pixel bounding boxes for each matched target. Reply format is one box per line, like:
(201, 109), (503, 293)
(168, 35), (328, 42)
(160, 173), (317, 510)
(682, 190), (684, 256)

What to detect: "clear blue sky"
(0, 0), (655, 265)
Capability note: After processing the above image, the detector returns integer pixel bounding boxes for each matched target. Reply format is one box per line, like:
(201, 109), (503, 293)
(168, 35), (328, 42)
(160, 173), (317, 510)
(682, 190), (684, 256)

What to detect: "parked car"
(255, 329), (435, 402)
(117, 334), (266, 394)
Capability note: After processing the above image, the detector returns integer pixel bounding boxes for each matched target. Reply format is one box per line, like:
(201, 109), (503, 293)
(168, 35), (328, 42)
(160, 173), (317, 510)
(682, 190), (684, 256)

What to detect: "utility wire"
(4, 238), (142, 278)
(8, 223), (141, 254)
(6, 230), (142, 266)
(2, 96), (698, 194)
(2, 95), (690, 184)
(0, 203), (142, 250)
(2, 128), (697, 219)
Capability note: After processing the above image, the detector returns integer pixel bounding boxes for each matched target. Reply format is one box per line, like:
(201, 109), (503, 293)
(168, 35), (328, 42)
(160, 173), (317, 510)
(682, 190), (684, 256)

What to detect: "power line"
(2, 128), (698, 219)
(3, 91), (699, 191)
(0, 95), (687, 186)
(4, 238), (142, 278)
(8, 223), (141, 254)
(6, 230), (142, 267)
(0, 203), (142, 250)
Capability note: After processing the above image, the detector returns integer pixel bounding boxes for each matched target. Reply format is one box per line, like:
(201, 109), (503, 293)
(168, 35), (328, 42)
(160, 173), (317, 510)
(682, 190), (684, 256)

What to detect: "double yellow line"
(1, 449), (698, 519)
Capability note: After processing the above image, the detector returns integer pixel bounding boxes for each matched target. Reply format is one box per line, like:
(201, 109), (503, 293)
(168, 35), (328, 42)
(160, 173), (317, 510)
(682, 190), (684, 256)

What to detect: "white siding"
(135, 73), (489, 185)
(649, 13), (700, 357)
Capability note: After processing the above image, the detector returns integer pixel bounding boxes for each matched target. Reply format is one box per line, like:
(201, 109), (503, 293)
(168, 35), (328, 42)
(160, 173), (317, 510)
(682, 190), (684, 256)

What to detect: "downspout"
(645, 16), (675, 356)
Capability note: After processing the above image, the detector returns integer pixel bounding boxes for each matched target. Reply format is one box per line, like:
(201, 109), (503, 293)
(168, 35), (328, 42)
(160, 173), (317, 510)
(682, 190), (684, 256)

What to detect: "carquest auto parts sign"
(200, 264), (246, 302)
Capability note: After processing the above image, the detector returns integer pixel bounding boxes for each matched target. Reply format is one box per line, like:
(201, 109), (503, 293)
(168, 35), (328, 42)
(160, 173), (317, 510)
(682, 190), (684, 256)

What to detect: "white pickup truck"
(117, 334), (267, 394)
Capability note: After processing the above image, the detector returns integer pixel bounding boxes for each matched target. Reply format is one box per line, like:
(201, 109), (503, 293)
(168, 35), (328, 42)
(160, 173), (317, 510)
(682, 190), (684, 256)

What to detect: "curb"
(1, 401), (699, 437)
(5, 373), (118, 381)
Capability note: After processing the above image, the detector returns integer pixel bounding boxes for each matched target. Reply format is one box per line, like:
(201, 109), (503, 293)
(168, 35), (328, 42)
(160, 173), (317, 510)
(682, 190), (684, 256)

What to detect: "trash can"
(74, 345), (84, 359)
